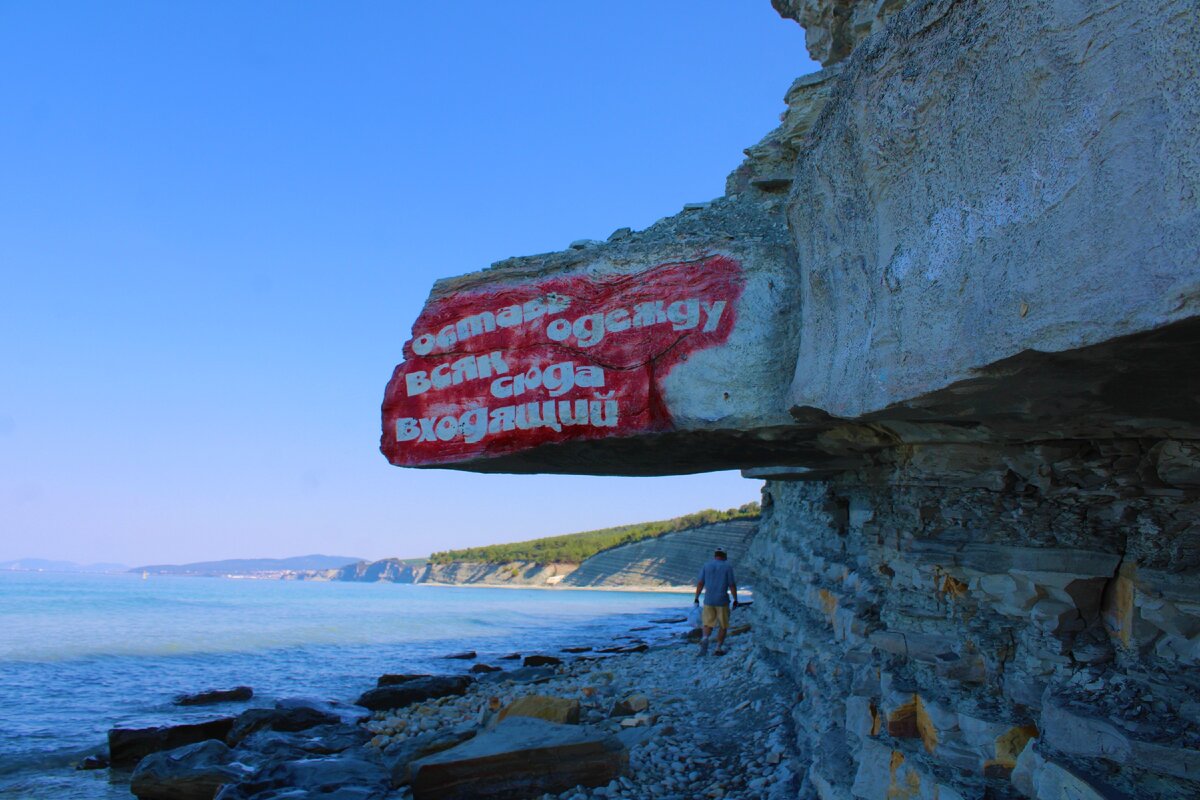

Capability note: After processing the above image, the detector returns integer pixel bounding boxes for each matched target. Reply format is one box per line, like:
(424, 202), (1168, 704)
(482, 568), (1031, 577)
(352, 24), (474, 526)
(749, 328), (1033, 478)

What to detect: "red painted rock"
(380, 239), (799, 475)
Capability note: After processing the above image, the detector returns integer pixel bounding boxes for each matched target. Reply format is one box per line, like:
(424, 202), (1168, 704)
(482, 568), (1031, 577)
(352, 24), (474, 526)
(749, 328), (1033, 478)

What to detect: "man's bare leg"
(699, 625), (712, 655)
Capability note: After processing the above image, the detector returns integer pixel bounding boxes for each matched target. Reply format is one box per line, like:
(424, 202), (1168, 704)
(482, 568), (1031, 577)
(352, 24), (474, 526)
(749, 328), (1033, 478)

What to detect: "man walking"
(694, 547), (738, 656)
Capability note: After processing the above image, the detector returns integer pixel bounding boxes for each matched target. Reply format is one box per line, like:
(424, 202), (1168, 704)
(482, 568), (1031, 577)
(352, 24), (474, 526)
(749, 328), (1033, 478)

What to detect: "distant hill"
(428, 503), (760, 566)
(133, 554), (363, 577)
(0, 559), (129, 573)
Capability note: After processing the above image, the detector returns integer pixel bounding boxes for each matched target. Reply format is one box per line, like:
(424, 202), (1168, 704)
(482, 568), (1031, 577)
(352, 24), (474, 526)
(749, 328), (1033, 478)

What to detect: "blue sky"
(0, 2), (816, 565)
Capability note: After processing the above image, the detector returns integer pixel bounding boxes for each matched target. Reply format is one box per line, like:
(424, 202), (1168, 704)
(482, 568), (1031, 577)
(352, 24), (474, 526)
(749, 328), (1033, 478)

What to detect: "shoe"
(713, 649), (727, 657)
(698, 638), (709, 656)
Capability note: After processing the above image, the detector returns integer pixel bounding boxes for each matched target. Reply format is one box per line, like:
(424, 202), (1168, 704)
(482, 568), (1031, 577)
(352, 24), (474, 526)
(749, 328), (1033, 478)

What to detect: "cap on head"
(714, 547), (727, 558)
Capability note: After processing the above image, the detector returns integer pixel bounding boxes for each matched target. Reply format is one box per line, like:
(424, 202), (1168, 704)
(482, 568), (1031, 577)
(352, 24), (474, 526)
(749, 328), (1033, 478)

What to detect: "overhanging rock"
(380, 202), (802, 475)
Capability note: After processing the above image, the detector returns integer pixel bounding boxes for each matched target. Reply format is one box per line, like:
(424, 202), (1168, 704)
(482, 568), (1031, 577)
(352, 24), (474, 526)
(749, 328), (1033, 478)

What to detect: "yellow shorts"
(701, 605), (730, 629)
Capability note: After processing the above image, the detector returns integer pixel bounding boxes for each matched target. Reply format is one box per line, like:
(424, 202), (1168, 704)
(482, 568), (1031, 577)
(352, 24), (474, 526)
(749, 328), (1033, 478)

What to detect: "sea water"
(0, 571), (689, 799)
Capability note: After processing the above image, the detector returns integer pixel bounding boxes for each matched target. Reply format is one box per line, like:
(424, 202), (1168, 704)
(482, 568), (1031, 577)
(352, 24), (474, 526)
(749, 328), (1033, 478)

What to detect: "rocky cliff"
(380, 1), (1199, 797)
(562, 518), (757, 589)
(323, 519), (758, 588)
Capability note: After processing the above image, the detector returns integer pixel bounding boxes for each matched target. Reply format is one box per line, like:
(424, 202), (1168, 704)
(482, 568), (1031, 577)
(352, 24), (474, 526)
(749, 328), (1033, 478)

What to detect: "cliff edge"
(379, 2), (1200, 798)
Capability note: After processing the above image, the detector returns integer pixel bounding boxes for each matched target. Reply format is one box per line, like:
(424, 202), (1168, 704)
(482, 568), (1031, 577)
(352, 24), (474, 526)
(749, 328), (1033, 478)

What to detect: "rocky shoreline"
(97, 607), (793, 799)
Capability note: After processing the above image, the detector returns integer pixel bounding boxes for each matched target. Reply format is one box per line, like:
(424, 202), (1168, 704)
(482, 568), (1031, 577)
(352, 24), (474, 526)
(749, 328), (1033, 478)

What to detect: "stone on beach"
(129, 739), (250, 800)
(442, 651), (477, 660)
(381, 725), (479, 787)
(356, 675), (473, 712)
(496, 695), (581, 725)
(409, 717), (627, 800)
(174, 686), (254, 706)
(109, 717), (235, 767)
(608, 694), (649, 718)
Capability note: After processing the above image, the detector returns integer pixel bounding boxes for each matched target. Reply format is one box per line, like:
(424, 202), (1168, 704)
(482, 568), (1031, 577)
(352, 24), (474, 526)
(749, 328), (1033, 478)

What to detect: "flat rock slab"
(442, 651), (476, 660)
(227, 706), (342, 746)
(410, 717), (627, 800)
(356, 676), (473, 712)
(174, 686), (253, 706)
(109, 717), (235, 767)
(130, 739), (250, 800)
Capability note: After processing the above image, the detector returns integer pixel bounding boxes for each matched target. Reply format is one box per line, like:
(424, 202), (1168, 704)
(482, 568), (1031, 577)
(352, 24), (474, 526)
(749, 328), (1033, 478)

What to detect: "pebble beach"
(364, 617), (798, 800)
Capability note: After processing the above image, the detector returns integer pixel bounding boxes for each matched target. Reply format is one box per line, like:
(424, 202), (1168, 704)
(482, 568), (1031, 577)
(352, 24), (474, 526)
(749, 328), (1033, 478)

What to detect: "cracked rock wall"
(746, 439), (1200, 799)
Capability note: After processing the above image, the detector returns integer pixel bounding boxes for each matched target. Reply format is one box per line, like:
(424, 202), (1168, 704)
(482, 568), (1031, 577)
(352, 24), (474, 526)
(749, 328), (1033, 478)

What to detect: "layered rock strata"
(379, 0), (1199, 796)
(562, 518), (758, 588)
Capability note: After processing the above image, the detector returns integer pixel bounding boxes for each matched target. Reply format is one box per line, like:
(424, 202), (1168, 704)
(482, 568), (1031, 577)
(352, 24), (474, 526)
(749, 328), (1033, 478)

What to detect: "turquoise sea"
(0, 571), (687, 799)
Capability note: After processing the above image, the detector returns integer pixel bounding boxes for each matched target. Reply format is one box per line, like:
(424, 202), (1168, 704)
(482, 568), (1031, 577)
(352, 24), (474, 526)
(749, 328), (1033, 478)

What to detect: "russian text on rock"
(380, 256), (743, 467)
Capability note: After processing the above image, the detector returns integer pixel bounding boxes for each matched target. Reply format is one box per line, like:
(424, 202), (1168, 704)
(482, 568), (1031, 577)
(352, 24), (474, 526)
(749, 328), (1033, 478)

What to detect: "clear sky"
(0, 2), (816, 566)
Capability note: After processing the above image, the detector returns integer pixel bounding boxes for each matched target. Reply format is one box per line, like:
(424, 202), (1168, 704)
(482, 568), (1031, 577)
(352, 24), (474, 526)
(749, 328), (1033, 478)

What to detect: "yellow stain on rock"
(1101, 568), (1136, 646)
(983, 724), (1039, 776)
(886, 749), (922, 799)
(886, 695), (939, 754)
(818, 588), (839, 625)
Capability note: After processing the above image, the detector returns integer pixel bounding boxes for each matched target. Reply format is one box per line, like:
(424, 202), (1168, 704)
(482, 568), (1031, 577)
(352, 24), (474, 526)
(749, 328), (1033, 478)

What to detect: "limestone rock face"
(786, 0), (1200, 432)
(377, 2), (1200, 797)
(771, 0), (914, 66)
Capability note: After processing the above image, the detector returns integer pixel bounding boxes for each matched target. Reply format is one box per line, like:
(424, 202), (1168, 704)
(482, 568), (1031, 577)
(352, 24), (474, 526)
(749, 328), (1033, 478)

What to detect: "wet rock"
(522, 655), (562, 667)
(130, 739), (249, 800)
(217, 753), (391, 800)
(76, 753), (108, 770)
(109, 717), (235, 767)
(378, 673), (431, 687)
(499, 653), (521, 661)
(409, 717), (627, 799)
(443, 651), (476, 660)
(356, 676), (473, 712)
(236, 723), (370, 758)
(561, 646), (592, 653)
(470, 663), (501, 674)
(174, 686), (253, 706)
(226, 705), (342, 746)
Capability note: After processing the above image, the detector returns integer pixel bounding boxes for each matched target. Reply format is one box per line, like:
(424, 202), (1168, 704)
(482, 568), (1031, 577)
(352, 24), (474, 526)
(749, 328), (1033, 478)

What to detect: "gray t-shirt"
(697, 558), (736, 606)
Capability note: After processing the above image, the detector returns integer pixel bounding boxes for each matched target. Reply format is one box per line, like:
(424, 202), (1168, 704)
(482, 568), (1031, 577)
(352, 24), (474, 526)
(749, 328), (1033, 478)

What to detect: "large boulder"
(109, 717), (235, 767)
(129, 739), (250, 800)
(408, 717), (627, 800)
(355, 675), (473, 712)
